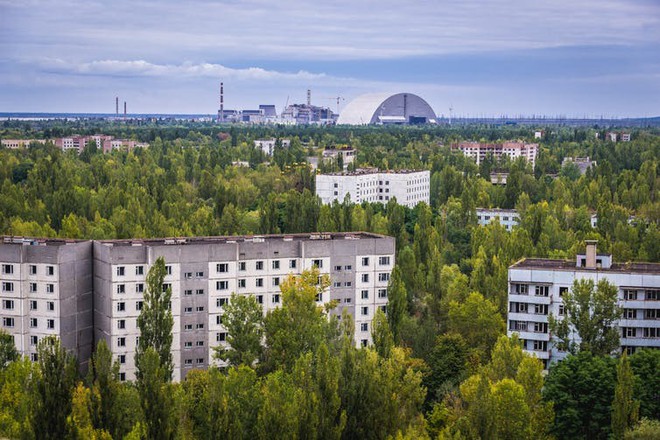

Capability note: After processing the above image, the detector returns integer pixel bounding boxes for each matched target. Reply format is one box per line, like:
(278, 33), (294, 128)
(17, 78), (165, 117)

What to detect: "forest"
(0, 121), (659, 439)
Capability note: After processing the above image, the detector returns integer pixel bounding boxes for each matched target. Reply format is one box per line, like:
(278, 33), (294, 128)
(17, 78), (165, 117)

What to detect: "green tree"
(214, 293), (264, 367)
(549, 278), (622, 355)
(611, 353), (639, 439)
(629, 349), (660, 419)
(136, 256), (174, 381)
(371, 309), (394, 358)
(0, 330), (18, 369)
(625, 419), (660, 440)
(136, 347), (174, 440)
(31, 336), (78, 440)
(387, 266), (407, 343)
(0, 357), (35, 438)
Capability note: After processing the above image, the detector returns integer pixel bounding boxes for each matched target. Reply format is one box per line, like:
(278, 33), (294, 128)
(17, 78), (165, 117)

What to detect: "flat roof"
(476, 208), (518, 214)
(511, 258), (660, 274)
(2, 236), (86, 246)
(319, 168), (427, 176)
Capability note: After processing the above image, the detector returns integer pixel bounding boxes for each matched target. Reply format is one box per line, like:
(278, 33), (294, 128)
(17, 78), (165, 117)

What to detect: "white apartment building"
(0, 237), (93, 370)
(254, 138), (291, 156)
(93, 233), (394, 381)
(452, 141), (538, 168)
(322, 148), (356, 170)
(507, 241), (660, 368)
(476, 208), (520, 231)
(316, 169), (430, 208)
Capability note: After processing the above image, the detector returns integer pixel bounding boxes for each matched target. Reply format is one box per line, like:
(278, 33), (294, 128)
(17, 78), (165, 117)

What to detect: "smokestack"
(115, 97), (119, 115)
(307, 89), (311, 106)
(585, 240), (597, 269)
(124, 101), (127, 118)
(218, 81), (224, 123)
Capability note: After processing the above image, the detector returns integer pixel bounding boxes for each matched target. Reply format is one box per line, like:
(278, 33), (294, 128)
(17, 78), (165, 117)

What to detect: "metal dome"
(337, 92), (437, 125)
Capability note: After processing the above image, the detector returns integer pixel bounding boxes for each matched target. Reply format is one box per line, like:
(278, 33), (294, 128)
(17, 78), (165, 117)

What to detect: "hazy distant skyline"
(1, 0), (659, 117)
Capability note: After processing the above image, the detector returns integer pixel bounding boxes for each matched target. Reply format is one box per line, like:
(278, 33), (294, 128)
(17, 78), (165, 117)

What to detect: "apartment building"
(507, 241), (660, 368)
(452, 141), (538, 167)
(254, 138), (291, 156)
(93, 233), (394, 381)
(316, 169), (430, 208)
(476, 208), (520, 231)
(0, 237), (93, 369)
(322, 147), (356, 170)
(1, 139), (47, 149)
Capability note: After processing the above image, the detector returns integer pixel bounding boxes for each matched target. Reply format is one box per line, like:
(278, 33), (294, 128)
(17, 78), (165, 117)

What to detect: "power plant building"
(337, 93), (437, 125)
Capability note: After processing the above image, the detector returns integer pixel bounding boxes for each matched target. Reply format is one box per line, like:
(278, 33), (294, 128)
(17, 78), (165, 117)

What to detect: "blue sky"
(1, 0), (659, 116)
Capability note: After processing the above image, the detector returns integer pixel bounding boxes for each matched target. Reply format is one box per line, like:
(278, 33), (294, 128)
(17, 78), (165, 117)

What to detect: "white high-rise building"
(316, 169), (430, 208)
(508, 241), (660, 368)
(476, 208), (520, 231)
(452, 141), (538, 167)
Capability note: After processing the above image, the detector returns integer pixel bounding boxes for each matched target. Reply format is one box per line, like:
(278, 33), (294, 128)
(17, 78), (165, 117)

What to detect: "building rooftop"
(511, 258), (660, 274)
(320, 168), (427, 176)
(476, 207), (519, 214)
(1, 236), (85, 246)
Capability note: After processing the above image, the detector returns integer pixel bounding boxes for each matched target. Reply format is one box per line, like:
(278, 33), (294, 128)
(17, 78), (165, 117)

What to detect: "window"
(46, 284), (54, 293)
(534, 304), (548, 315)
(559, 287), (568, 297)
(46, 319), (55, 329)
(196, 341), (204, 347)
(361, 274), (369, 283)
(196, 358), (204, 364)
(1, 264), (13, 274)
(30, 318), (38, 328)
(272, 260), (280, 270)
(117, 284), (125, 294)
(334, 282), (341, 288)
(29, 265), (37, 275)
(136, 301), (143, 311)
(624, 309), (636, 319)
(378, 256), (390, 265)
(117, 337), (126, 347)
(196, 323), (204, 329)
(196, 289), (204, 295)
(30, 300), (37, 310)
(165, 266), (172, 275)
(256, 278), (264, 288)
(195, 271), (204, 278)
(361, 339), (368, 347)
(162, 283), (171, 293)
(184, 324), (193, 330)
(558, 304), (565, 316)
(196, 306), (205, 312)
(362, 257), (370, 266)
(533, 340), (547, 351)
(289, 259), (297, 269)
(119, 355), (126, 364)
(344, 298), (352, 303)
(239, 262), (246, 271)
(46, 266), (54, 276)
(136, 283), (144, 293)
(344, 281), (352, 287)
(184, 289), (193, 296)
(272, 294), (281, 304)
(256, 295), (263, 304)
(184, 341), (193, 348)
(217, 280), (229, 291)
(117, 302), (125, 312)
(361, 290), (369, 299)
(344, 265), (352, 271)
(625, 327), (637, 338)
(534, 322), (548, 333)
(360, 323), (368, 332)
(361, 306), (369, 316)
(624, 289), (638, 300)
(312, 259), (323, 268)
(2, 282), (13, 292)
(136, 266), (144, 275)
(2, 300), (14, 310)
(47, 301), (55, 311)
(256, 261), (264, 270)
(2, 317), (14, 328)
(334, 265), (342, 271)
(238, 279), (246, 288)
(512, 283), (528, 295)
(184, 272), (193, 279)
(30, 353), (38, 362)
(378, 289), (387, 298)
(184, 307), (193, 313)
(535, 285), (549, 297)
(217, 263), (229, 273)
(118, 319), (126, 329)
(378, 273), (390, 282)
(29, 283), (37, 294)
(217, 332), (227, 342)
(31, 335), (38, 346)
(315, 293), (322, 302)
(272, 277), (280, 287)
(184, 359), (193, 365)
(119, 373), (126, 382)
(644, 289), (659, 301)
(216, 315), (223, 325)
(217, 298), (228, 308)
(643, 327), (658, 338)
(116, 266), (125, 276)
(645, 309), (660, 319)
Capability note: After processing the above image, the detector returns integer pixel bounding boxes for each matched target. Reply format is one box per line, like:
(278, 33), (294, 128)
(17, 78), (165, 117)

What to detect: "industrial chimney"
(115, 97), (119, 115)
(585, 240), (597, 269)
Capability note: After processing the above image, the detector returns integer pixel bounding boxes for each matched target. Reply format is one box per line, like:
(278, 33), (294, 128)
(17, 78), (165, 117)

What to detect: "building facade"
(452, 141), (538, 167)
(507, 241), (660, 368)
(0, 237), (94, 369)
(316, 169), (430, 208)
(476, 208), (520, 231)
(254, 138), (291, 156)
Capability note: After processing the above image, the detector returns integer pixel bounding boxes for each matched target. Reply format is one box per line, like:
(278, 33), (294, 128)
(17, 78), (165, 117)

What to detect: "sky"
(1, 0), (659, 117)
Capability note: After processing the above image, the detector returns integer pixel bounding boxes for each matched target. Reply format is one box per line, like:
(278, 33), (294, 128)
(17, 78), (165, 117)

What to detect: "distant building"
(605, 132), (631, 142)
(508, 241), (660, 368)
(259, 105), (277, 118)
(337, 93), (437, 125)
(1, 139), (46, 149)
(476, 208), (520, 231)
(621, 133), (631, 142)
(316, 169), (430, 208)
(322, 147), (356, 170)
(490, 172), (509, 185)
(281, 104), (336, 125)
(452, 141), (539, 167)
(562, 156), (597, 175)
(102, 139), (148, 154)
(534, 131), (544, 139)
(254, 138), (291, 156)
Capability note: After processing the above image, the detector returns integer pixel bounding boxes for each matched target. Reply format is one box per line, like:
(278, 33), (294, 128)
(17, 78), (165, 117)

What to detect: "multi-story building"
(254, 138), (291, 156)
(316, 169), (430, 208)
(322, 147), (356, 170)
(1, 139), (47, 149)
(476, 208), (520, 231)
(0, 237), (93, 369)
(452, 141), (538, 167)
(93, 233), (394, 381)
(507, 241), (660, 368)
(562, 156), (597, 175)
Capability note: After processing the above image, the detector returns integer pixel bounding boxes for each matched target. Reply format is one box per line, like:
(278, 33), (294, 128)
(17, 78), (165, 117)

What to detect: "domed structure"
(337, 92), (437, 125)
